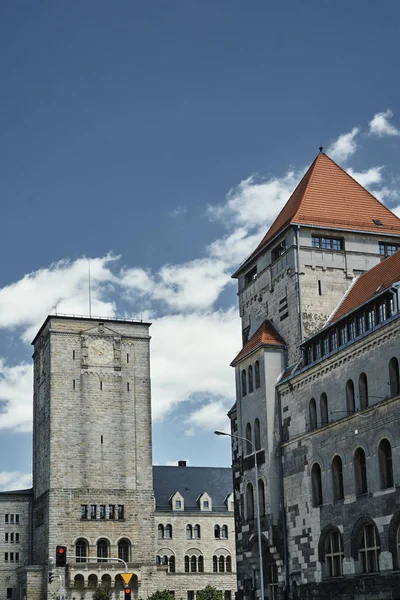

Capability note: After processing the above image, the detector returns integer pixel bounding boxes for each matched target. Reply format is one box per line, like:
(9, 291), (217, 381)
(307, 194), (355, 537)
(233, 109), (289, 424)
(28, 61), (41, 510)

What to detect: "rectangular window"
(109, 505), (115, 519)
(339, 325), (348, 346)
(357, 315), (365, 335)
(7, 589), (12, 599)
(389, 296), (395, 316)
(348, 320), (356, 340)
(330, 331), (338, 351)
(15, 515), (19, 525)
(5, 533), (8, 542)
(312, 235), (344, 250)
(322, 337), (329, 356)
(10, 553), (14, 562)
(15, 533), (19, 543)
(10, 515), (14, 525)
(225, 593), (232, 600)
(99, 505), (106, 520)
(379, 242), (400, 256)
(378, 302), (387, 323)
(271, 241), (286, 262)
(90, 505), (96, 520)
(5, 514), (9, 524)
(203, 501), (209, 509)
(4, 553), (8, 562)
(187, 592), (194, 600)
(73, 350), (76, 360)
(117, 505), (124, 520)
(307, 346), (313, 364)
(73, 379), (76, 389)
(10, 533), (14, 543)
(81, 505), (88, 520)
(15, 553), (19, 563)
(244, 266), (257, 286)
(127, 353), (129, 363)
(127, 382), (130, 392)
(100, 381), (103, 390)
(175, 500), (181, 509)
(315, 341), (321, 360)
(367, 308), (376, 329)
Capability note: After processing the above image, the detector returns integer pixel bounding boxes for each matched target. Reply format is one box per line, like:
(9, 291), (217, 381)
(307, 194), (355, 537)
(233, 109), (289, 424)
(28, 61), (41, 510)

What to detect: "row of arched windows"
(182, 555), (232, 573)
(245, 479), (266, 520)
(245, 419), (261, 454)
(213, 556), (232, 572)
(186, 524), (201, 539)
(184, 555), (204, 573)
(214, 525), (228, 539)
(319, 514), (400, 577)
(156, 555), (175, 572)
(241, 361), (261, 397)
(308, 358), (399, 431)
(158, 524), (172, 539)
(311, 438), (394, 507)
(75, 538), (130, 563)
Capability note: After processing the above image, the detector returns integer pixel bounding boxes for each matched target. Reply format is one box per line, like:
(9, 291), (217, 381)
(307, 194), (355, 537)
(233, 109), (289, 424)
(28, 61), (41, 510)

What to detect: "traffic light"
(124, 585), (131, 599)
(48, 572), (55, 584)
(56, 545), (67, 567)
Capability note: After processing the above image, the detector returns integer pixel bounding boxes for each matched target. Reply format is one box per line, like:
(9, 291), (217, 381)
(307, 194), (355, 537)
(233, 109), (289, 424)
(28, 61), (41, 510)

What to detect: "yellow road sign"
(121, 574), (133, 585)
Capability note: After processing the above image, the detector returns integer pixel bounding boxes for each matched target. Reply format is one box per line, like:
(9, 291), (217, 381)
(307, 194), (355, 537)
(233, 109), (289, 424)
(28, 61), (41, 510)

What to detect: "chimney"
(178, 460), (187, 467)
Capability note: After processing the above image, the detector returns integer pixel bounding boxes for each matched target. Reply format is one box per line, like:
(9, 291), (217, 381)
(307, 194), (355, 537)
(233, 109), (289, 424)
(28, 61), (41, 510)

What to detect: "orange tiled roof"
(237, 152), (400, 274)
(231, 320), (285, 366)
(328, 250), (400, 324)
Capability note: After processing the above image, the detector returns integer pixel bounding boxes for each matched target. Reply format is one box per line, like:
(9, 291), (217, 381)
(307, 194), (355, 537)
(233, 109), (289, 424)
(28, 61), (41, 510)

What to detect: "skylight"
(373, 219), (384, 226)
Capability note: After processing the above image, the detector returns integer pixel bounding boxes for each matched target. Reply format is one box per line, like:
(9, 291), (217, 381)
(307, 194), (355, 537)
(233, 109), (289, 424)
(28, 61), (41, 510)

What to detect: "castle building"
(0, 316), (236, 600)
(229, 150), (400, 599)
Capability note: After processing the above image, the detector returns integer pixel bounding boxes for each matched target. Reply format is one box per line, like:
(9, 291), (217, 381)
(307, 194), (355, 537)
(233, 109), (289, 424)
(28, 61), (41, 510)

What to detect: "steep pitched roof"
(235, 152), (400, 275)
(231, 320), (285, 366)
(328, 250), (400, 324)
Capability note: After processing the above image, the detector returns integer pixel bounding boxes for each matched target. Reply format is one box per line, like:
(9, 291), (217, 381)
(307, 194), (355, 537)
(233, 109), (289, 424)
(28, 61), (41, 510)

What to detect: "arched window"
(258, 479), (266, 517)
(198, 556), (204, 573)
(325, 530), (344, 577)
(221, 525), (228, 539)
(118, 539), (130, 562)
(169, 556), (175, 573)
(389, 357), (400, 397)
(191, 556), (197, 573)
(186, 524), (192, 539)
(219, 556), (225, 572)
(245, 423), (252, 455)
(254, 418), (261, 451)
(226, 556), (232, 572)
(157, 524), (164, 539)
(396, 524), (400, 570)
(332, 456), (344, 501)
(311, 463), (323, 507)
(346, 379), (355, 414)
(161, 555), (168, 566)
(165, 524), (172, 539)
(378, 438), (394, 489)
(309, 398), (317, 431)
(242, 370), (247, 397)
(320, 393), (328, 426)
(255, 360), (260, 388)
(248, 365), (254, 393)
(246, 482), (254, 520)
(214, 524), (220, 538)
(88, 575), (98, 589)
(75, 539), (88, 563)
(184, 556), (189, 573)
(97, 539), (109, 563)
(194, 524), (201, 539)
(358, 523), (380, 573)
(156, 555), (161, 565)
(213, 556), (218, 572)
(359, 373), (368, 409)
(354, 447), (368, 495)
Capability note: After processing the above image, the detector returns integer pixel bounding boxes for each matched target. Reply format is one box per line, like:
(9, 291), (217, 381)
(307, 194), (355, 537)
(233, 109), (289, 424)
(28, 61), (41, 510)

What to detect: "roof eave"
(230, 341), (286, 367)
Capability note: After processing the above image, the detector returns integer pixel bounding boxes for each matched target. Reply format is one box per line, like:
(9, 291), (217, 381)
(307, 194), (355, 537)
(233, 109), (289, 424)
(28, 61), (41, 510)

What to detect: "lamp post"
(215, 430), (265, 600)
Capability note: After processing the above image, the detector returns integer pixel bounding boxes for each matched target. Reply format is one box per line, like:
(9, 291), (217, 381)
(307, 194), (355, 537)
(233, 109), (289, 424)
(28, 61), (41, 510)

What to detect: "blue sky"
(1, 0), (400, 489)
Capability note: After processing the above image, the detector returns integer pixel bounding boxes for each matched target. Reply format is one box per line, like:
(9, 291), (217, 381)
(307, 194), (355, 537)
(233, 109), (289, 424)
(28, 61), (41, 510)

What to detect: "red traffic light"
(125, 588), (131, 594)
(59, 548), (65, 554)
(56, 545), (67, 567)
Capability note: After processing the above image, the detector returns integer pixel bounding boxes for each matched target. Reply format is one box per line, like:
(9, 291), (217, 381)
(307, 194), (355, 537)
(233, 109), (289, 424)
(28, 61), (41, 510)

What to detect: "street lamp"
(215, 430), (265, 600)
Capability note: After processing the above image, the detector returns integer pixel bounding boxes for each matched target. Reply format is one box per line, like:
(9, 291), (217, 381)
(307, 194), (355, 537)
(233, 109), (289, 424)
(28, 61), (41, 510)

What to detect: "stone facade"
(229, 152), (400, 599)
(0, 316), (237, 600)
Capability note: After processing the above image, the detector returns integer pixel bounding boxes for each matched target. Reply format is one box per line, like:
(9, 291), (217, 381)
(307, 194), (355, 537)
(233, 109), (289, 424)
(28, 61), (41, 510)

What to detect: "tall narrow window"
(226, 556), (232, 572)
(73, 350), (76, 360)
(118, 539), (130, 563)
(214, 525), (220, 538)
(213, 556), (218, 573)
(241, 370), (247, 397)
(258, 479), (266, 517)
(320, 393), (328, 426)
(359, 524), (380, 573)
(311, 463), (323, 507)
(221, 525), (228, 539)
(254, 418), (261, 450)
(158, 524), (164, 539)
(309, 398), (317, 431)
(245, 423), (252, 455)
(389, 357), (400, 397)
(165, 524), (172, 539)
(378, 439), (393, 489)
(109, 505), (115, 519)
(332, 456), (344, 501)
(255, 360), (260, 388)
(325, 530), (344, 577)
(191, 556), (197, 573)
(219, 556), (225, 572)
(346, 379), (355, 413)
(90, 505), (96, 520)
(248, 365), (254, 393)
(169, 556), (175, 573)
(117, 505), (124, 520)
(354, 447), (368, 495)
(185, 556), (190, 573)
(198, 556), (204, 573)
(359, 373), (368, 409)
(186, 525), (193, 539)
(246, 482), (254, 520)
(76, 539), (88, 563)
(97, 539), (109, 563)
(193, 524), (200, 539)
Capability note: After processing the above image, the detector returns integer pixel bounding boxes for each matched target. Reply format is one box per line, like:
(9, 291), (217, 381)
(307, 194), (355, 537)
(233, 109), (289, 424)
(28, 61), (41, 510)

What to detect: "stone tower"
(31, 316), (154, 596)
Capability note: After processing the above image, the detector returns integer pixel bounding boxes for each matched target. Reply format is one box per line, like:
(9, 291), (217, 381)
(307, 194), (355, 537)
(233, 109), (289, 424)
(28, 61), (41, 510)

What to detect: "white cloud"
(369, 109), (400, 137)
(169, 205), (188, 217)
(185, 399), (232, 436)
(0, 470), (32, 491)
(0, 360), (33, 432)
(327, 127), (360, 163)
(347, 166), (384, 188)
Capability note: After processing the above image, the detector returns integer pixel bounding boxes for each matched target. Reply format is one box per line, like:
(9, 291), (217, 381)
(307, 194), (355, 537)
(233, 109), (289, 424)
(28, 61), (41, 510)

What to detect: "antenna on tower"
(88, 258), (92, 318)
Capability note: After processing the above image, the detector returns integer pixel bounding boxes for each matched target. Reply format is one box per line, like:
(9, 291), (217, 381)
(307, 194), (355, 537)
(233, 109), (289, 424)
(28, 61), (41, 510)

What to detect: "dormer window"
(170, 492), (184, 511)
(244, 266), (257, 286)
(175, 500), (181, 509)
(198, 492), (212, 511)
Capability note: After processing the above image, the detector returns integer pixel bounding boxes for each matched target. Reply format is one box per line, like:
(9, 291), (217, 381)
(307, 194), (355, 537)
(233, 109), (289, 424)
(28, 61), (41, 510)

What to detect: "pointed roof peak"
(234, 152), (400, 276)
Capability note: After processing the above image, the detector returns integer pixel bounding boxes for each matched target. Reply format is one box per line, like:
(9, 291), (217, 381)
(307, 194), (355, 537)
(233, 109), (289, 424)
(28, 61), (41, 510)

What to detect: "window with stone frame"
(348, 320), (356, 340)
(312, 235), (344, 250)
(367, 307), (376, 330)
(311, 463), (323, 507)
(214, 525), (220, 538)
(357, 314), (365, 336)
(320, 393), (328, 426)
(354, 447), (368, 496)
(255, 360), (261, 388)
(254, 418), (261, 450)
(358, 523), (380, 573)
(165, 524), (172, 539)
(184, 556), (190, 573)
(97, 539), (109, 563)
(332, 456), (344, 501)
(258, 479), (266, 517)
(221, 525), (228, 539)
(339, 324), (348, 346)
(309, 398), (317, 431)
(75, 539), (88, 563)
(359, 373), (368, 409)
(379, 242), (400, 257)
(245, 423), (252, 455)
(241, 370), (247, 397)
(169, 556), (175, 573)
(389, 357), (400, 397)
(158, 524), (164, 539)
(186, 525), (193, 539)
(118, 539), (130, 563)
(248, 365), (254, 393)
(378, 438), (394, 489)
(193, 524), (201, 539)
(246, 482), (254, 520)
(324, 530), (344, 577)
(346, 379), (355, 414)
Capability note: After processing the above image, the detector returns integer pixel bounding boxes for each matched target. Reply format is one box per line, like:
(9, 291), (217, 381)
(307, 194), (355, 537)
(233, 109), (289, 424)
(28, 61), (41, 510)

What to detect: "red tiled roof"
(230, 320), (285, 366)
(236, 152), (400, 275)
(328, 250), (400, 324)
